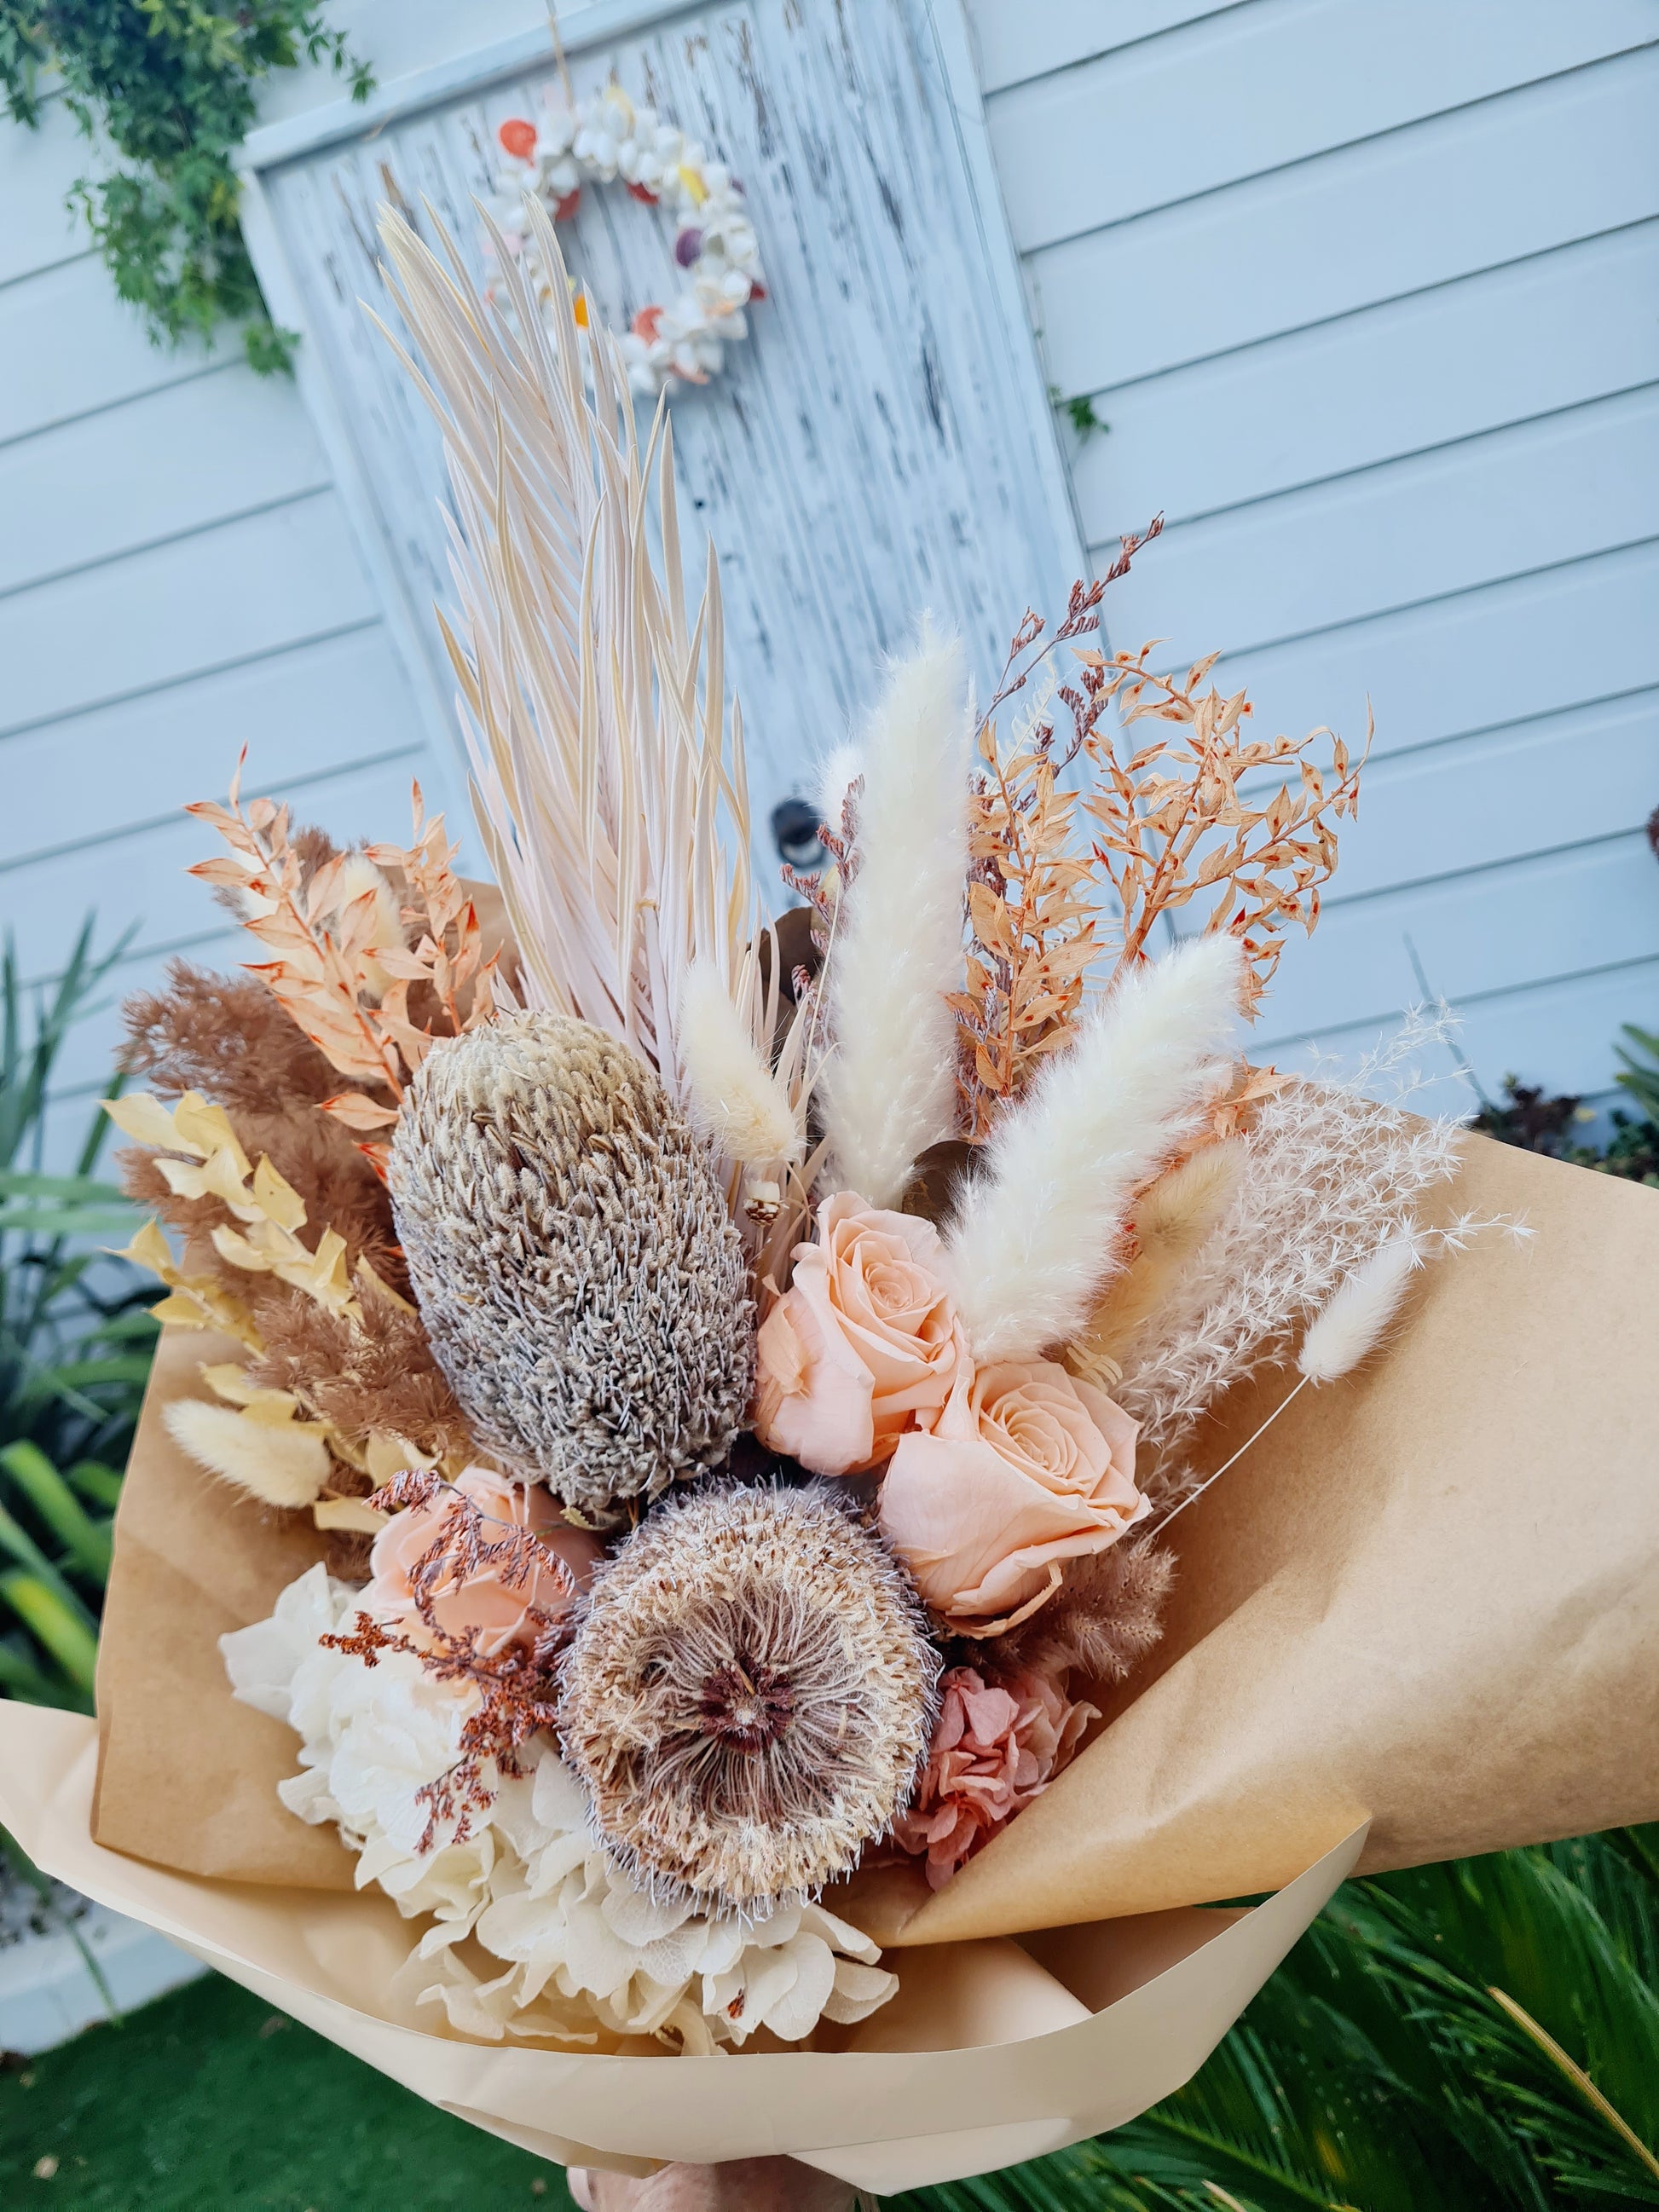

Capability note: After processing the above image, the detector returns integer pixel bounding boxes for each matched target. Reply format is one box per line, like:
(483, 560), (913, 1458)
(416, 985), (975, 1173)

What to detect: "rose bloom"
(893, 1664), (1097, 1889)
(361, 1466), (602, 1659)
(879, 1360), (1148, 1632)
(752, 1191), (964, 1476)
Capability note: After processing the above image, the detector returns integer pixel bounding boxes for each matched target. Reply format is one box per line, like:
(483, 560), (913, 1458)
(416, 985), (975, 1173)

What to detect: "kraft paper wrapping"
(1, 1129), (1654, 2182)
(0, 1705), (1363, 2188)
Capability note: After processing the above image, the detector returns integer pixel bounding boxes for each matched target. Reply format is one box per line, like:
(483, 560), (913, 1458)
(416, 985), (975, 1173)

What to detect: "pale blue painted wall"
(971, 0), (1659, 1105)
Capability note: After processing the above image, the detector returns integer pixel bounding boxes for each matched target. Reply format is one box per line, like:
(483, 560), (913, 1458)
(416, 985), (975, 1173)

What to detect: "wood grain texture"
(253, 0), (1083, 849)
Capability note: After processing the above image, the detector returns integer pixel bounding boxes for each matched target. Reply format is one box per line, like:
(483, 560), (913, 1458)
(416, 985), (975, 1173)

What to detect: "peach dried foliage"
(187, 768), (506, 1171)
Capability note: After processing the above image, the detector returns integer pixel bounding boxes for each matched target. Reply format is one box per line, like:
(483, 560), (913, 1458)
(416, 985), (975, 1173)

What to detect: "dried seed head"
(559, 1485), (939, 1912)
(389, 1012), (752, 1516)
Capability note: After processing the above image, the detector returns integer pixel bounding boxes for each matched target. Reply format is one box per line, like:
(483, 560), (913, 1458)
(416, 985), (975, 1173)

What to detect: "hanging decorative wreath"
(488, 82), (766, 397)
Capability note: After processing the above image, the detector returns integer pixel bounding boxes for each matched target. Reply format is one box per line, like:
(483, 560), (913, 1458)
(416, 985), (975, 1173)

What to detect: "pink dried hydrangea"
(891, 1663), (1096, 1889)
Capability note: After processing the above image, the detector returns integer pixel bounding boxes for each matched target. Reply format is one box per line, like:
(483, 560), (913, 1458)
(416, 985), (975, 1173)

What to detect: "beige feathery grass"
(373, 202), (795, 1163)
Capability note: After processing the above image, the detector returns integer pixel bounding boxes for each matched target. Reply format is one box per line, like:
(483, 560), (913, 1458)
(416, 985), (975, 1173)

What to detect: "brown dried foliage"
(187, 769), (506, 1173)
(250, 1276), (471, 1467)
(321, 1471), (575, 1853)
(997, 1538), (1174, 1689)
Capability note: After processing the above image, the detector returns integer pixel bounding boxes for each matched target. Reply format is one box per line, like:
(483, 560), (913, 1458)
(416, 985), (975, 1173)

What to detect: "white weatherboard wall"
(0, 87), (443, 1141)
(973, 0), (1659, 1100)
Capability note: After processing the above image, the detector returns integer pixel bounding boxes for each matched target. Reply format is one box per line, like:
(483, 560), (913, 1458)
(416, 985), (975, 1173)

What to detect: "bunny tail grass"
(1296, 1235), (1419, 1383)
(679, 960), (801, 1167)
(947, 935), (1242, 1362)
(1157, 1234), (1424, 1534)
(819, 627), (971, 1210)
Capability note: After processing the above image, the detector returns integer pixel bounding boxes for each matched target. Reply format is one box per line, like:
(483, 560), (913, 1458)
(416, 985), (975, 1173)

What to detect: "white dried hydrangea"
(222, 1567), (897, 2053)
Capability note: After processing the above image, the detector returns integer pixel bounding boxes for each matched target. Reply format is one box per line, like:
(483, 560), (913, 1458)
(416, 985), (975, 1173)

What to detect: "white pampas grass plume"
(814, 742), (864, 835)
(679, 961), (801, 1167)
(164, 1398), (332, 1509)
(818, 627), (971, 1209)
(1296, 1236), (1419, 1383)
(946, 935), (1242, 1362)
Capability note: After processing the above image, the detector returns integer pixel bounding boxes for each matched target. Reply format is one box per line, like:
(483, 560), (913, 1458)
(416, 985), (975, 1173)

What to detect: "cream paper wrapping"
(0, 1132), (1655, 2186)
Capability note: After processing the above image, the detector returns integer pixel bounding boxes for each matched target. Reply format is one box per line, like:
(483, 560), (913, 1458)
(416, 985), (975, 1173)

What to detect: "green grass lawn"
(0, 1972), (575, 2211)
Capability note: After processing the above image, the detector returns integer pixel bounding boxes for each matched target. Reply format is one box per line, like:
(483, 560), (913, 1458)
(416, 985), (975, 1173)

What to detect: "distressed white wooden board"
(0, 628), (425, 873)
(1032, 52), (1659, 396)
(1072, 223), (1659, 539)
(1211, 540), (1659, 765)
(967, 0), (1251, 94)
(991, 0), (1656, 256)
(1292, 690), (1659, 909)
(1261, 956), (1659, 1110)
(0, 95), (99, 286)
(0, 494), (384, 738)
(0, 260), (240, 450)
(1240, 836), (1659, 1045)
(254, 0), (1081, 851)
(3, 755), (431, 989)
(1096, 385), (1659, 664)
(0, 372), (331, 598)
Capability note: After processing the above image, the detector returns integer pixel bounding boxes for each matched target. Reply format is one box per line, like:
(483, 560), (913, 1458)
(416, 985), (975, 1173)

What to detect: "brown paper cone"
(0, 1705), (1364, 2191)
(4, 1124), (1653, 2178)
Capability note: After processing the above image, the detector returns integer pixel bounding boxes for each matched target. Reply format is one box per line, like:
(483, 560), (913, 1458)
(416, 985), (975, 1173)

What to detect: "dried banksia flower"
(389, 1012), (752, 1515)
(559, 1485), (940, 1912)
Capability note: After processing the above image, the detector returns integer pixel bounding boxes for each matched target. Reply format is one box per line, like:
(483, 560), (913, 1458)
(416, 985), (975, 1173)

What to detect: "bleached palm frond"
(818, 627), (972, 1208)
(945, 936), (1242, 1361)
(373, 200), (768, 1130)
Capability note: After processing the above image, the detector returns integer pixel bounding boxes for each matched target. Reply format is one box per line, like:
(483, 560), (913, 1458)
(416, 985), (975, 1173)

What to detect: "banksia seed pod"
(559, 1485), (939, 1912)
(388, 1012), (752, 1516)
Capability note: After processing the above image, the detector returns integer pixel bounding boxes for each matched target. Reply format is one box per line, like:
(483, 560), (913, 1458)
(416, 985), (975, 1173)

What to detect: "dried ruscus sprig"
(188, 771), (505, 1172)
(321, 1470), (576, 1853)
(390, 1013), (752, 1516)
(559, 1485), (939, 1911)
(1078, 647), (1368, 1018)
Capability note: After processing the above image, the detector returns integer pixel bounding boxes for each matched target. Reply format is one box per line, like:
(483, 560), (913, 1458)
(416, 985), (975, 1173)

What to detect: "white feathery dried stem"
(945, 935), (1243, 1362)
(1066, 1138), (1243, 1388)
(1296, 1236), (1419, 1383)
(679, 959), (801, 1167)
(372, 200), (765, 1135)
(1119, 1012), (1467, 1457)
(1154, 1233), (1424, 1535)
(819, 627), (971, 1208)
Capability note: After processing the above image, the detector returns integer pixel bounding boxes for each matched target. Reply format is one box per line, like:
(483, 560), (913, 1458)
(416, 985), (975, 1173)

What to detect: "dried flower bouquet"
(66, 205), (1523, 2077)
(3, 199), (1651, 2194)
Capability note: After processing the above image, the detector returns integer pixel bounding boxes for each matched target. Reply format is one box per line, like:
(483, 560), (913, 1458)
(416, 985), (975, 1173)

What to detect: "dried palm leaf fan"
(372, 201), (801, 1148)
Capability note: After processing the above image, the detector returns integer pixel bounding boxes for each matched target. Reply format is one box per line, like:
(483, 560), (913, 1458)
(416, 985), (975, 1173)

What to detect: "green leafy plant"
(898, 1828), (1659, 2212)
(0, 2), (371, 373)
(1, 921), (157, 1712)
